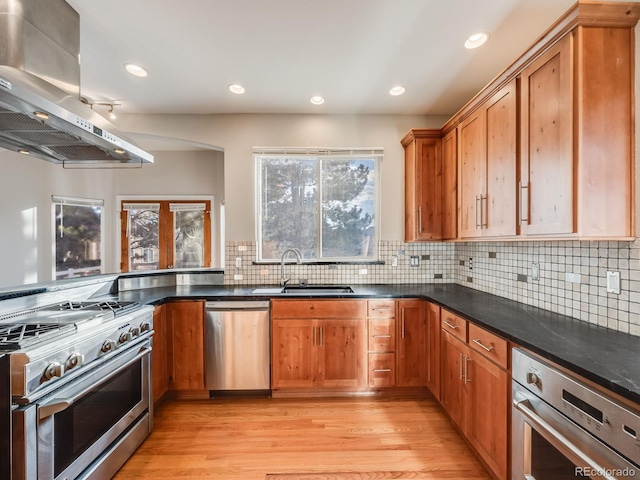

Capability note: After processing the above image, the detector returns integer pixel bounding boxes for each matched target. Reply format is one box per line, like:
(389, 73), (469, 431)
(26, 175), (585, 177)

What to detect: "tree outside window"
(257, 149), (380, 261)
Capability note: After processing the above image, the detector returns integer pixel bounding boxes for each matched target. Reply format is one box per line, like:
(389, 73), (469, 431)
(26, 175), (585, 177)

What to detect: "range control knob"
(129, 326), (141, 337)
(119, 332), (132, 344)
(66, 353), (85, 369)
(526, 371), (541, 387)
(101, 339), (117, 353)
(44, 362), (64, 380)
(140, 322), (151, 333)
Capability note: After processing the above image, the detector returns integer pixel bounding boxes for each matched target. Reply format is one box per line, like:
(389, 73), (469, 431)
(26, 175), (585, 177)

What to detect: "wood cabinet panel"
(152, 304), (168, 404)
(396, 300), (427, 387)
(519, 34), (574, 236)
(468, 323), (509, 369)
(367, 299), (395, 318)
(368, 317), (395, 352)
(442, 128), (458, 240)
(402, 130), (442, 241)
(441, 309), (468, 343)
(467, 350), (509, 480)
(272, 299), (365, 319)
(319, 319), (365, 389)
(368, 353), (396, 387)
(167, 301), (205, 391)
(426, 302), (441, 400)
(440, 330), (468, 433)
(271, 319), (317, 389)
(458, 111), (485, 238)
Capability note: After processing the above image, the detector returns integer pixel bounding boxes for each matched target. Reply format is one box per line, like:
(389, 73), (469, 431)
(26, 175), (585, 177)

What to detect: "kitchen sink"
(282, 285), (354, 294)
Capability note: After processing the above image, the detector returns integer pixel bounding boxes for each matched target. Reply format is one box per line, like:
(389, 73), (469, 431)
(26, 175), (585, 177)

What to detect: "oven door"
(512, 381), (638, 480)
(13, 339), (151, 480)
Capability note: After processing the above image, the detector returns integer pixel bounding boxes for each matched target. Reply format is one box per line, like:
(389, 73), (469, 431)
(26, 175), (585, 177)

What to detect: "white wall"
(0, 147), (224, 288)
(117, 114), (447, 241)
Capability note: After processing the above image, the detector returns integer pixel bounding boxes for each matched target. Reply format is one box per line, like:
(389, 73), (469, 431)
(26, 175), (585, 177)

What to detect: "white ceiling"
(65, 0), (578, 117)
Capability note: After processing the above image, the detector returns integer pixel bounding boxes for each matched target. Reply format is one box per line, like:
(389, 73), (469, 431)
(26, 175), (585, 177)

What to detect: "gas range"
(0, 300), (154, 403)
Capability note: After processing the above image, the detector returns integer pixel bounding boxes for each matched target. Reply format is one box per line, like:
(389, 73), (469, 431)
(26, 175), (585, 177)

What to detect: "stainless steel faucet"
(280, 248), (302, 287)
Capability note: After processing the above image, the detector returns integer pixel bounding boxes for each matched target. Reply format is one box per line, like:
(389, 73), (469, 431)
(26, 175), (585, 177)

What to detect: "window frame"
(119, 197), (212, 272)
(51, 195), (105, 280)
(255, 147), (382, 263)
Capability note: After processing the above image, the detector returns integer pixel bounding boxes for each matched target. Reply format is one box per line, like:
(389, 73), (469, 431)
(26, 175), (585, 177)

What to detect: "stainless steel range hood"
(0, 0), (153, 165)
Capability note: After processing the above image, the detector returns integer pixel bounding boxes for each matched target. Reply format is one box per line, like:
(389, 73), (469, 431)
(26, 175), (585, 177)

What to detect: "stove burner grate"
(0, 322), (75, 350)
(50, 301), (140, 315)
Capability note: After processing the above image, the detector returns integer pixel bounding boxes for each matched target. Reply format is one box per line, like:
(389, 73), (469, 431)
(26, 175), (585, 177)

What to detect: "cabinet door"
(271, 319), (317, 389)
(442, 129), (458, 240)
(484, 80), (517, 237)
(467, 351), (509, 480)
(458, 111), (486, 238)
(396, 300), (427, 387)
(152, 304), (168, 403)
(519, 34), (573, 235)
(440, 330), (468, 434)
(318, 318), (365, 388)
(402, 130), (442, 242)
(426, 302), (441, 400)
(167, 301), (205, 391)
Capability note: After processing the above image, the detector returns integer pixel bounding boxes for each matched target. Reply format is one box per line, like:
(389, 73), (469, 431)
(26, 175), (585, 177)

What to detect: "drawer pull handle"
(472, 339), (494, 352)
(443, 320), (458, 330)
(373, 368), (392, 373)
(372, 334), (392, 338)
(372, 307), (392, 311)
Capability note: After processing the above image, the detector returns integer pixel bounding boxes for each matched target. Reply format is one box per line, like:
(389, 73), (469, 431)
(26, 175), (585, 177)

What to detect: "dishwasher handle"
(205, 301), (270, 311)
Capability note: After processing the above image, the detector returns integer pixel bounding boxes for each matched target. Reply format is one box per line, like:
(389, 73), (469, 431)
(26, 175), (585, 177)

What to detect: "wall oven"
(512, 348), (640, 479)
(1, 301), (154, 480)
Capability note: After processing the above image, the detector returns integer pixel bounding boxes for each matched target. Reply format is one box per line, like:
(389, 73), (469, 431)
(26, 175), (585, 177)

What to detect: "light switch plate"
(607, 271), (621, 294)
(235, 257), (242, 268)
(531, 263), (539, 281)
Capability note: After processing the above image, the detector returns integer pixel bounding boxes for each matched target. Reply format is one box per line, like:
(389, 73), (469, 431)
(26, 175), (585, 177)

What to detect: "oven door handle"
(513, 396), (617, 480)
(38, 346), (151, 420)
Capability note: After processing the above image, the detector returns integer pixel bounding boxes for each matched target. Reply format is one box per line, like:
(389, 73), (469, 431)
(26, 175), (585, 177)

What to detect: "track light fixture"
(81, 98), (122, 121)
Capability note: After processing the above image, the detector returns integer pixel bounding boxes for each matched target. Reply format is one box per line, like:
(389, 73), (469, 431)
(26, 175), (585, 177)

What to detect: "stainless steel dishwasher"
(205, 300), (271, 394)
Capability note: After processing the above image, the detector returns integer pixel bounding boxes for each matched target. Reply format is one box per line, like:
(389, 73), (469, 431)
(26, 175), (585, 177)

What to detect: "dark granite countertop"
(98, 283), (640, 405)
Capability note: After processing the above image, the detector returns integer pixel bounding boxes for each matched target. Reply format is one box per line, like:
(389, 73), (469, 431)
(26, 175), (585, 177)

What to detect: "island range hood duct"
(0, 0), (153, 165)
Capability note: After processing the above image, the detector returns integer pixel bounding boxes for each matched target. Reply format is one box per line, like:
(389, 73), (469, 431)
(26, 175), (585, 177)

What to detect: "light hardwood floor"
(114, 395), (492, 480)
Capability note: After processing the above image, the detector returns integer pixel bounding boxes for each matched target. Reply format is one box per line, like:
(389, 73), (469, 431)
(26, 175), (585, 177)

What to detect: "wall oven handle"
(513, 397), (617, 480)
(38, 346), (151, 420)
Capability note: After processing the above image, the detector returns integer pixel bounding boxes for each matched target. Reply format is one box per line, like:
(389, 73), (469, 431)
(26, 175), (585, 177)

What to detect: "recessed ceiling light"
(465, 32), (489, 49)
(310, 95), (325, 105)
(228, 84), (246, 95)
(124, 63), (148, 77)
(389, 86), (406, 96)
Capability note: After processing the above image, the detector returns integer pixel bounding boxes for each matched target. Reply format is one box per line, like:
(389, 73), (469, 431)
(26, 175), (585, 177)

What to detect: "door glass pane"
(174, 209), (205, 268)
(321, 158), (375, 258)
(128, 208), (159, 271)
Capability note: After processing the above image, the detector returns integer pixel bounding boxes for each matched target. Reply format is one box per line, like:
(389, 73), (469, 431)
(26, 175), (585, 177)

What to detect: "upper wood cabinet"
(437, 2), (640, 241)
(402, 129), (442, 241)
(441, 129), (458, 240)
(519, 24), (635, 238)
(458, 80), (517, 239)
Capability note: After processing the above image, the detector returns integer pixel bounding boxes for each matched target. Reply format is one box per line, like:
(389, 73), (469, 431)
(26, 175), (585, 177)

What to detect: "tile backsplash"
(225, 239), (640, 337)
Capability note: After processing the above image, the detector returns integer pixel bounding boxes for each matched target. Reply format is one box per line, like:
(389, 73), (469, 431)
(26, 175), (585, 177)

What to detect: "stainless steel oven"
(1, 300), (154, 480)
(512, 348), (640, 479)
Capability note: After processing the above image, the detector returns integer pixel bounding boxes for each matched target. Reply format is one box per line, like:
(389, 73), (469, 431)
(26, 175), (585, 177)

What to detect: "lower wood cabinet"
(152, 304), (168, 403)
(396, 299), (427, 387)
(440, 309), (509, 480)
(425, 302), (441, 400)
(271, 299), (366, 392)
(166, 300), (206, 391)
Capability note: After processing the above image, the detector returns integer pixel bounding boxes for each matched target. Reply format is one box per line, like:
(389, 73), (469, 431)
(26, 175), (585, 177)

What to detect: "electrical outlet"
(235, 257), (242, 268)
(391, 255), (398, 267)
(531, 263), (539, 281)
(607, 271), (621, 294)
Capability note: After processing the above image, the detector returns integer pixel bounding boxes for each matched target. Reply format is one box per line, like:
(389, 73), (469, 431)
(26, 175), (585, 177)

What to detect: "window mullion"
(317, 158), (323, 260)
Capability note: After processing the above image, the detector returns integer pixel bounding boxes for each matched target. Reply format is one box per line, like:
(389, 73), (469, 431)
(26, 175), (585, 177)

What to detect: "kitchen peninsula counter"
(101, 283), (640, 405)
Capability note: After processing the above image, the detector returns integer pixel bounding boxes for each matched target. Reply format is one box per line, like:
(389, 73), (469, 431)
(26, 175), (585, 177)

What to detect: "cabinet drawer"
(368, 353), (396, 387)
(367, 300), (395, 318)
(272, 299), (366, 319)
(468, 323), (508, 369)
(441, 310), (468, 342)
(368, 318), (396, 352)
